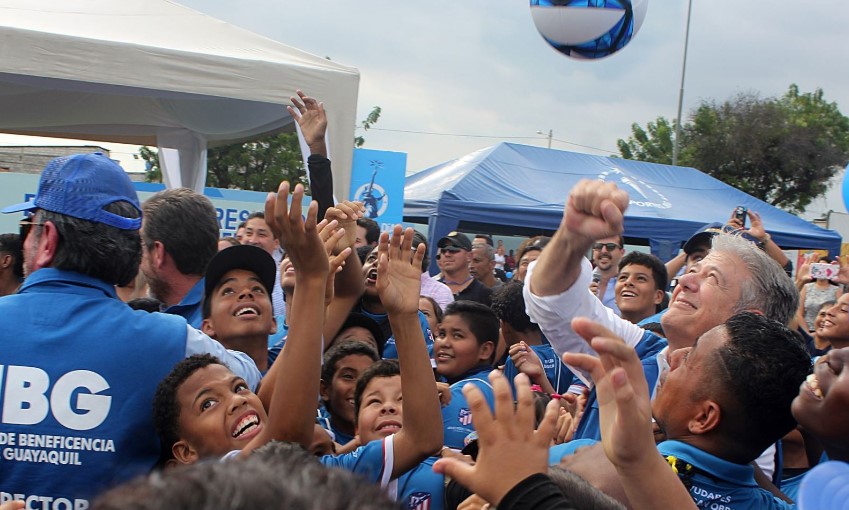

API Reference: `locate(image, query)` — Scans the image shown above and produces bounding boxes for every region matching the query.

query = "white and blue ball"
[530,0,648,60]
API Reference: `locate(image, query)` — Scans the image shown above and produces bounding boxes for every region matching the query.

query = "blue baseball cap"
[2,153,141,230]
[682,222,724,255]
[797,461,849,510]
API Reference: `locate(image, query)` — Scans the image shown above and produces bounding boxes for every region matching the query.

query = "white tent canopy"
[0,0,360,195]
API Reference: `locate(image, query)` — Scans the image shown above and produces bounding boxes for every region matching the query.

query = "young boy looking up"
[320,226,444,492]
[200,244,278,373]
[318,341,380,446]
[434,300,498,449]
[153,182,348,463]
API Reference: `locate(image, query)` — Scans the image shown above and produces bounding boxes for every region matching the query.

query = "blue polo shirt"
[441,366,495,449]
[162,277,205,328]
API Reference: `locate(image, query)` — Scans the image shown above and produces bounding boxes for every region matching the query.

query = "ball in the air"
[530,0,648,60]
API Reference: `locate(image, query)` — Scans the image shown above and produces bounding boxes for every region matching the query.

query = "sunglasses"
[592,242,620,251]
[19,218,44,241]
[440,246,463,254]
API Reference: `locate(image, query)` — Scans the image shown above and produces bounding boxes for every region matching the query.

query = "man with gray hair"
[0,153,260,506]
[524,179,797,478]
[140,188,220,327]
[470,242,503,290]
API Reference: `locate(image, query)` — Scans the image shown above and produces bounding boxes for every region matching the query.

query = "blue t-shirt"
[574,330,667,441]
[374,310,434,360]
[503,342,572,395]
[320,437,444,509]
[316,404,355,445]
[441,366,496,449]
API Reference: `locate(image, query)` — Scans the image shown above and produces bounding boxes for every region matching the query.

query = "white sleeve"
[184,325,263,391]
[381,435,397,495]
[523,257,646,386]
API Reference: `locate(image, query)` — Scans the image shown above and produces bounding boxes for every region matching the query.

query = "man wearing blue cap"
[0,153,261,507]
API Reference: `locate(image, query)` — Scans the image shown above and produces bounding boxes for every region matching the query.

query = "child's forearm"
[389,311,443,474]
[266,274,327,448]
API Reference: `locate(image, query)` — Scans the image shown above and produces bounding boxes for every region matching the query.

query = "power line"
[360,126,618,154]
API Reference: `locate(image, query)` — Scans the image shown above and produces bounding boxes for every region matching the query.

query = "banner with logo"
[349,148,407,232]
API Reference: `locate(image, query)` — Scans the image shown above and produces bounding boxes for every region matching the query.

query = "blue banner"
[350,148,407,232]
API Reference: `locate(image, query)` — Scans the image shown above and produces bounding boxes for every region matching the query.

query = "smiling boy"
[200,244,278,373]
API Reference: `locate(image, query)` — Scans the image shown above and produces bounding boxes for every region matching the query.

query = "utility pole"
[673,0,693,167]
[537,129,553,149]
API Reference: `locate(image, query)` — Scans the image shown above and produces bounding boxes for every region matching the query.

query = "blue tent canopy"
[404,142,842,265]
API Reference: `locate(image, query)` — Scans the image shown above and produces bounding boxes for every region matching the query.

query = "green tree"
[617,85,849,213]
[141,106,383,192]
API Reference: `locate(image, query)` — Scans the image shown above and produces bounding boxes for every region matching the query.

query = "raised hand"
[563,179,629,244]
[264,183,332,279]
[562,318,653,469]
[375,226,425,316]
[324,200,365,253]
[433,371,559,507]
[287,90,327,156]
[316,218,351,306]
[508,341,545,380]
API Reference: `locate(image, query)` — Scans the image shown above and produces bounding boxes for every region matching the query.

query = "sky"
[3,0,848,214]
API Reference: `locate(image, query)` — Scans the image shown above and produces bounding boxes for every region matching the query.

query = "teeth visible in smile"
[621,291,636,298]
[807,374,823,399]
[235,307,258,316]
[233,414,259,438]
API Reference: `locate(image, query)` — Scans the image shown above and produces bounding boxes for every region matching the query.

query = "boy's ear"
[172,440,199,465]
[478,341,495,364]
[200,318,216,338]
[319,379,330,402]
[653,289,665,305]
[269,315,277,335]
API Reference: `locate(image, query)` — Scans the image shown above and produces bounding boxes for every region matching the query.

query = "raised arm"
[376,226,444,477]
[249,182,348,454]
[322,201,366,343]
[564,319,697,510]
[288,90,327,158]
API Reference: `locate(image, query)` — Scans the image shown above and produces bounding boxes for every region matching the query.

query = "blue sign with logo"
[349,148,406,232]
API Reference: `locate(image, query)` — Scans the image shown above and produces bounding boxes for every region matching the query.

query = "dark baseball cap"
[437,231,472,251]
[204,244,277,304]
[682,222,724,255]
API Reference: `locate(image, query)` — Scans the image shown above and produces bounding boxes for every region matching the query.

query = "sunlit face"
[816,294,849,347]
[515,249,540,283]
[792,348,849,450]
[419,297,440,334]
[434,314,493,380]
[615,263,664,322]
[591,236,623,272]
[202,269,275,341]
[321,354,376,428]
[242,217,278,255]
[356,375,403,444]
[440,245,471,274]
[661,251,747,351]
[175,364,266,462]
[652,326,726,439]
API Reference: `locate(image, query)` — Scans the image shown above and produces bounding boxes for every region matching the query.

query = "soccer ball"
[530,0,648,60]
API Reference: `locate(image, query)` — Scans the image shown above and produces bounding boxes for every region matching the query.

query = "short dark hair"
[356,218,380,245]
[37,202,141,286]
[153,354,225,454]
[353,359,401,423]
[516,236,550,263]
[219,237,240,248]
[412,230,430,272]
[475,234,494,247]
[443,300,499,364]
[711,312,811,459]
[617,251,668,292]
[142,188,219,276]
[320,341,380,387]
[0,233,23,279]
[491,281,539,334]
[93,440,400,510]
[127,297,163,313]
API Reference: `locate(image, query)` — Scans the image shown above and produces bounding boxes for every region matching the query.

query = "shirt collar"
[658,440,758,487]
[20,268,119,298]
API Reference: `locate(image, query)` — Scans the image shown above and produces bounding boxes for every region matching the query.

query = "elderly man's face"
[661,251,748,351]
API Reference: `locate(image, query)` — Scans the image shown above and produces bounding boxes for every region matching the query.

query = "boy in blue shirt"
[434,300,498,449]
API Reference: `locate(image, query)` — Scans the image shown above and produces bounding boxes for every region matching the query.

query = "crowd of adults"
[2,91,848,510]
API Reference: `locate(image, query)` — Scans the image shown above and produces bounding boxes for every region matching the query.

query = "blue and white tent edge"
[403,142,842,268]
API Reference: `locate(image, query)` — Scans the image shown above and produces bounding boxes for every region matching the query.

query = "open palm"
[376,226,424,316]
